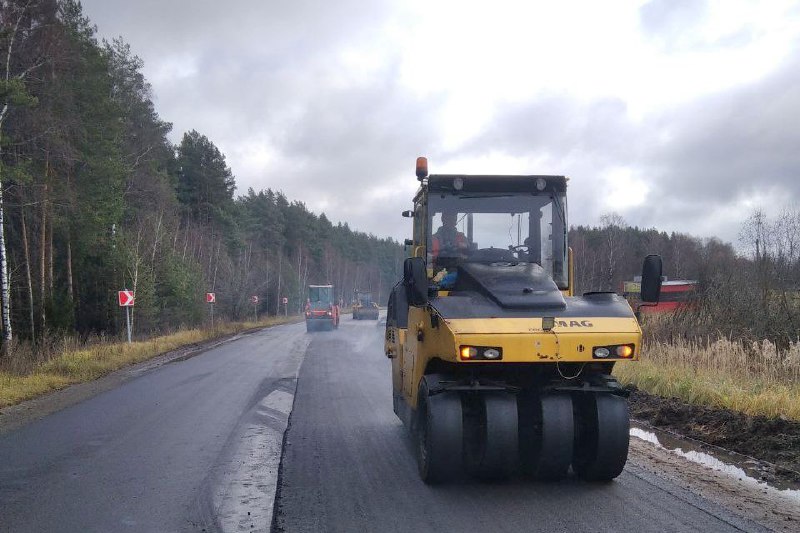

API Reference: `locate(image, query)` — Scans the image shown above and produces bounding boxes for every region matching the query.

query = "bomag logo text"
[556,320,593,327]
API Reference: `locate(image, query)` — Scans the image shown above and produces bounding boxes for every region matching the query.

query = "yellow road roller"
[385,157,662,483]
[353,290,380,320]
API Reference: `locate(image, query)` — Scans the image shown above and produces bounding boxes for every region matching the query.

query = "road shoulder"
[0,327,270,436]
[629,433,800,532]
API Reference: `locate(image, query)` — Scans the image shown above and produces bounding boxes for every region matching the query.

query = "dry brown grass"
[0,316,301,409]
[615,335,800,420]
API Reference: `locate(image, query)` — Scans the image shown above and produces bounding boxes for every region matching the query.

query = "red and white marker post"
[118,290,135,343]
[206,292,216,326]
[250,295,259,322]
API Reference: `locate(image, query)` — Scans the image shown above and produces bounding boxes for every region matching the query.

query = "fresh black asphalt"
[274,319,763,533]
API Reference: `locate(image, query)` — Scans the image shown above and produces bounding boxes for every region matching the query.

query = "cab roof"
[419,175,567,201]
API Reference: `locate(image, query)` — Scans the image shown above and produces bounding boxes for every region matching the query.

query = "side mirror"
[404,238,414,246]
[403,257,429,306]
[402,210,414,218]
[640,254,662,303]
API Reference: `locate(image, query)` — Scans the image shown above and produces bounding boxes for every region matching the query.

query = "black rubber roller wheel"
[573,394,630,481]
[417,377,463,484]
[464,393,518,479]
[519,393,574,480]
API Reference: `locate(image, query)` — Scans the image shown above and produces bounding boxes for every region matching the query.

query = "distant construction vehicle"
[622,278,697,313]
[385,157,662,483]
[352,290,379,320]
[305,284,340,332]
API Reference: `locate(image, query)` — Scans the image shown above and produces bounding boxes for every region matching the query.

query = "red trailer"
[622,279,697,313]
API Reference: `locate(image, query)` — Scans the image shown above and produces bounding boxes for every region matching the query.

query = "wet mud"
[627,386,800,485]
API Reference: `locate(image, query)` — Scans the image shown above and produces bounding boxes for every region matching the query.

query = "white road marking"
[262,390,294,416]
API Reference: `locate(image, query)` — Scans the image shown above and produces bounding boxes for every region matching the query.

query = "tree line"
[4,1,794,360]
[0,0,403,354]
[573,209,800,349]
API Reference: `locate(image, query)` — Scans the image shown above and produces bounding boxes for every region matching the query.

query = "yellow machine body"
[385,164,656,483]
[391,313,641,408]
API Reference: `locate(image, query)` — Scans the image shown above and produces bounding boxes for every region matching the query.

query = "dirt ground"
[627,386,800,485]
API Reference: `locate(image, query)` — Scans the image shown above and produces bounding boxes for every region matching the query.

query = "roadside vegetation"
[574,209,800,421]
[0,315,301,408]
[616,333,800,420]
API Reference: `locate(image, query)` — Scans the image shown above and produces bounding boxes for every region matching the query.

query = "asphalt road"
[274,318,766,533]
[0,317,773,532]
[0,324,310,533]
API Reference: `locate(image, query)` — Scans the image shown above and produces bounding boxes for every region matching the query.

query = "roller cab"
[305,284,340,332]
[386,158,662,483]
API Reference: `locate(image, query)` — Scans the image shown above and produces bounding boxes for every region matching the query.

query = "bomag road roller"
[305,284,340,332]
[353,290,380,320]
[385,157,662,483]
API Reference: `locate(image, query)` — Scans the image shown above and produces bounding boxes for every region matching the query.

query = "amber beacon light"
[416,156,428,180]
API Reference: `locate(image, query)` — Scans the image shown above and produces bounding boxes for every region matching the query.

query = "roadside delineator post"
[250,295,259,322]
[206,292,216,327]
[118,290,135,343]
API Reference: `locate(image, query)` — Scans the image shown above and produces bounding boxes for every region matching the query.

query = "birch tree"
[599,212,627,291]
[0,0,45,352]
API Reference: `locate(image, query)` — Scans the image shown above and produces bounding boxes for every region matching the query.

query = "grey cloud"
[452,48,800,243]
[459,96,644,227]
[80,0,800,245]
[650,53,800,194]
[84,0,391,58]
[635,52,800,239]
[464,96,638,164]
[84,0,396,139]
[261,66,444,236]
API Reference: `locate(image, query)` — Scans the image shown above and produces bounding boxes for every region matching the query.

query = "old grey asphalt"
[0,323,309,532]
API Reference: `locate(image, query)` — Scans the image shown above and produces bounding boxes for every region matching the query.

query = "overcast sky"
[81,0,800,245]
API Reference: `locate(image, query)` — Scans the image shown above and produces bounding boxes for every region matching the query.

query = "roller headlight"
[459,346,503,361]
[483,348,501,360]
[592,344,635,359]
[593,347,610,358]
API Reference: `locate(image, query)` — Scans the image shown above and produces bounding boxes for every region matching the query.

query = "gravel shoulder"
[628,436,800,532]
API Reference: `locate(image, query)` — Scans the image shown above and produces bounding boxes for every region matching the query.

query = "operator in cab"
[431,211,468,262]
[431,210,469,288]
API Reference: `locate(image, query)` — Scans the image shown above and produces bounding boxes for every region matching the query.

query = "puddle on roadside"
[630,421,800,502]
